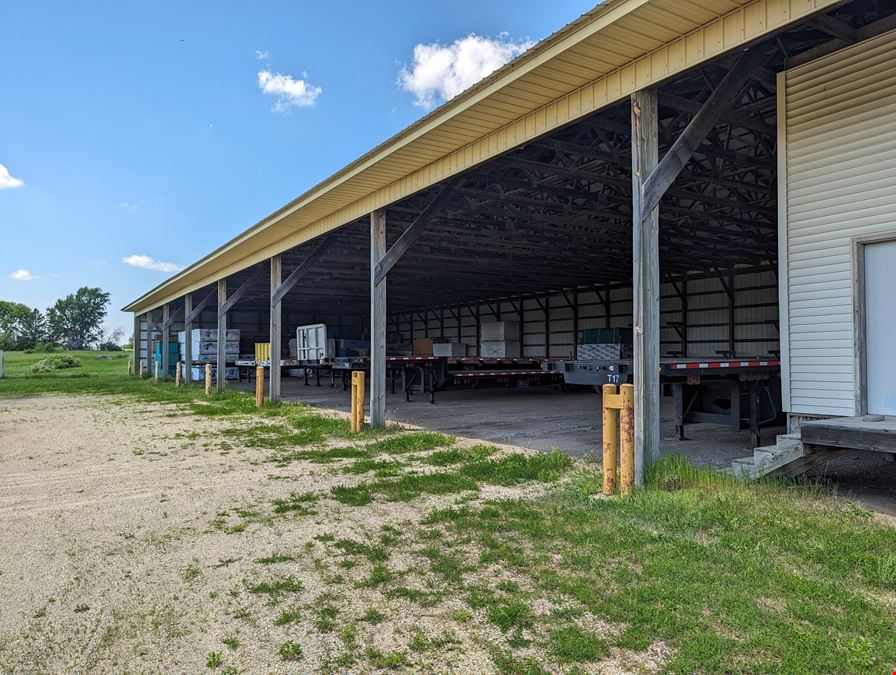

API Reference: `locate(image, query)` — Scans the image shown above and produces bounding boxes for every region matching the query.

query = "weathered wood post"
[161,302,171,381]
[0,350,5,380]
[256,366,265,407]
[216,279,227,392]
[370,209,387,428]
[631,88,660,488]
[183,293,193,385]
[175,362,182,387]
[154,361,160,383]
[127,357,133,376]
[270,254,282,402]
[139,360,145,378]
[205,363,213,395]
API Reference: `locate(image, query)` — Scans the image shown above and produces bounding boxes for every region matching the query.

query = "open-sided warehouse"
[125,0,896,484]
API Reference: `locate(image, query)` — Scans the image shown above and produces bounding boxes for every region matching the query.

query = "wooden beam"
[161,303,171,380]
[270,254,282,402]
[132,312,141,376]
[221,265,264,314]
[185,289,215,324]
[183,293,193,384]
[373,180,457,286]
[370,209,387,428]
[808,14,857,44]
[271,237,334,307]
[631,87,660,487]
[162,304,184,329]
[786,13,896,68]
[641,47,767,217]
[217,279,227,391]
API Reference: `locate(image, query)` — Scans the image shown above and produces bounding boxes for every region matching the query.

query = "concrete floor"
[237,376,896,514]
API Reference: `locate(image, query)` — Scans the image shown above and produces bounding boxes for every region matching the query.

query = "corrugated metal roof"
[125,0,840,313]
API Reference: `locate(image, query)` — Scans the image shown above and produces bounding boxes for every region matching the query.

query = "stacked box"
[480,341,521,358]
[480,321,520,358]
[433,342,467,357]
[178,329,240,364]
[576,343,632,360]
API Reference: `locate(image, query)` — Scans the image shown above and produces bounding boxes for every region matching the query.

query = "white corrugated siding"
[780,29,896,416]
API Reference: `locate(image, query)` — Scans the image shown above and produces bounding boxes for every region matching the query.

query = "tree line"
[0,287,121,351]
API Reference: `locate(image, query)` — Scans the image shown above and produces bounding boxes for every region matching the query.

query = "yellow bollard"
[154,361,160,383]
[256,366,265,407]
[205,363,213,395]
[620,383,635,495]
[601,383,618,495]
[175,362,182,387]
[351,371,365,432]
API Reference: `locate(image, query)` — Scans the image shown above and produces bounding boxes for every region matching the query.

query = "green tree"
[0,300,34,350]
[46,287,111,350]
[17,308,49,350]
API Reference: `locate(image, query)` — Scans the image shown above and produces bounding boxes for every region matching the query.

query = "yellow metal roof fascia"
[125,0,841,313]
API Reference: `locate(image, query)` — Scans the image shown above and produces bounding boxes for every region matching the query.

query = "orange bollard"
[601,383,618,495]
[351,371,365,432]
[256,366,265,407]
[620,383,635,495]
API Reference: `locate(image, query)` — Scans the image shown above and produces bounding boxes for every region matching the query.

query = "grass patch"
[273,607,302,625]
[428,457,896,672]
[548,625,609,663]
[254,553,296,565]
[246,576,302,603]
[333,538,389,562]
[278,640,303,661]
[366,431,454,456]
[459,449,572,485]
[271,491,318,515]
[422,444,497,466]
[365,647,406,669]
[359,607,386,624]
[330,484,374,506]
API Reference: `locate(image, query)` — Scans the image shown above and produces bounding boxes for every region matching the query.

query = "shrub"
[33,342,63,353]
[98,341,123,352]
[30,355,82,373]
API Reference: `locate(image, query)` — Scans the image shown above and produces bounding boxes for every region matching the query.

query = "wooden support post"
[128,357,133,376]
[632,87,660,487]
[620,383,635,494]
[370,209,387,428]
[256,366,265,407]
[175,362,182,387]
[216,279,227,391]
[161,302,170,380]
[205,363,213,395]
[144,311,153,376]
[154,361,160,383]
[601,384,619,495]
[351,370,365,432]
[184,293,193,384]
[132,312,140,376]
[0,351,5,380]
[270,254,282,402]
[139,359,145,378]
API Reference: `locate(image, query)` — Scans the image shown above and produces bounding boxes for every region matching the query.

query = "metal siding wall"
[783,29,896,417]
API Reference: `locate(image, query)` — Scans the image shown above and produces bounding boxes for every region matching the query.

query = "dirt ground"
[0,395,670,673]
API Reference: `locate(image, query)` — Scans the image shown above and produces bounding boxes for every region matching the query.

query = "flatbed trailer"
[545,358,783,446]
[329,355,557,403]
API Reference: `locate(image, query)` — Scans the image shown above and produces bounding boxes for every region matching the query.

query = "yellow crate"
[255,342,270,363]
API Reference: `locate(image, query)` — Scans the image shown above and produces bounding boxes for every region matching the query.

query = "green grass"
[548,625,609,663]
[246,576,303,603]
[270,492,318,515]
[366,431,454,455]
[422,444,497,466]
[459,449,573,485]
[427,457,896,672]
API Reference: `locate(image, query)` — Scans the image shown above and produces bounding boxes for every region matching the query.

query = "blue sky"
[0,1,596,335]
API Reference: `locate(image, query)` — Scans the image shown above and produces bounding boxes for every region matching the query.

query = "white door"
[865,240,896,415]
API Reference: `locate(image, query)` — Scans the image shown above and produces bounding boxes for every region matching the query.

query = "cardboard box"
[480,340,521,358]
[481,321,520,342]
[413,338,434,355]
[433,342,467,357]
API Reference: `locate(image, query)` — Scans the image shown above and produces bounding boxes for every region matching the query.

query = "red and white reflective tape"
[669,360,779,370]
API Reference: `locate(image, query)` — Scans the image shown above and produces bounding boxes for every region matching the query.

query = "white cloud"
[255,49,270,61]
[122,254,184,273]
[11,268,36,281]
[398,33,534,109]
[0,163,24,190]
[257,70,322,111]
